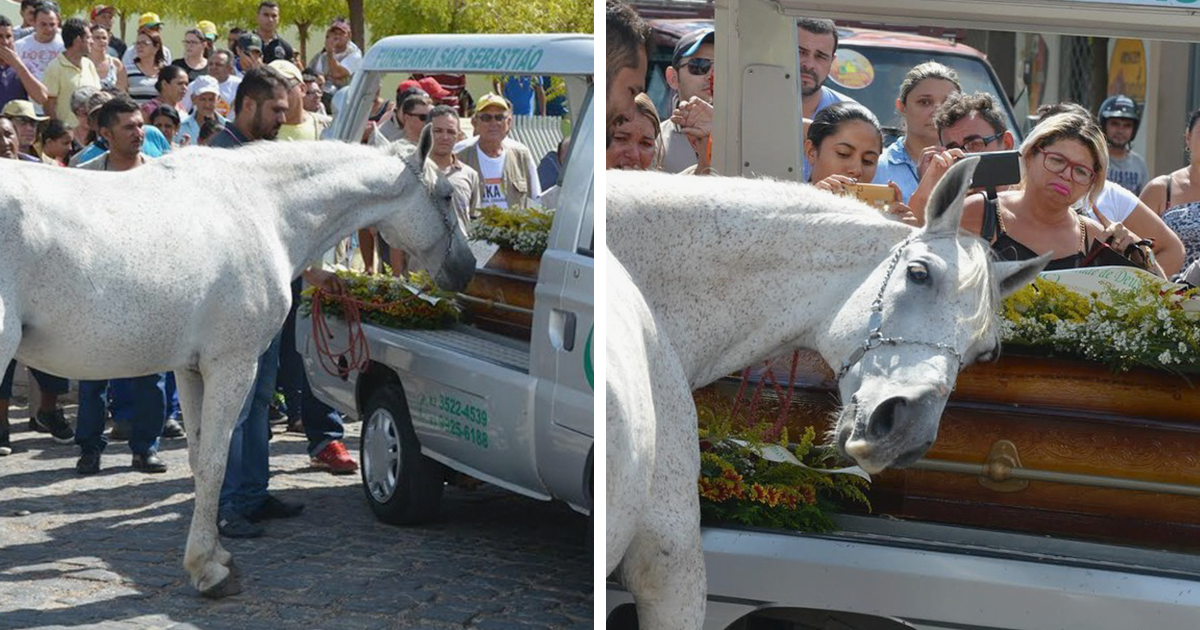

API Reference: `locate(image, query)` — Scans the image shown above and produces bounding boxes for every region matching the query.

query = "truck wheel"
[360,385,444,524]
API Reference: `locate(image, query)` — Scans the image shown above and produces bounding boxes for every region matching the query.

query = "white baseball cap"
[188,75,221,99]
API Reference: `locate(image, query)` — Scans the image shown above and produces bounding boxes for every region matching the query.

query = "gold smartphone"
[844,183,897,209]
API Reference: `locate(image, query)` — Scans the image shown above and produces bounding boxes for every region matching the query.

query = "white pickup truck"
[300,34,594,523]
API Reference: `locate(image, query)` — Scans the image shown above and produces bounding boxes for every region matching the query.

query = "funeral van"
[300,34,594,524]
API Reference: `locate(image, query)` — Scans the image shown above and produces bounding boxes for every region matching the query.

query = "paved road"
[0,390,592,630]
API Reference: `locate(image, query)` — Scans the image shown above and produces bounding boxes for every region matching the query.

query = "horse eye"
[907,262,930,284]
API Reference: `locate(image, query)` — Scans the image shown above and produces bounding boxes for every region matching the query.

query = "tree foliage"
[364,0,592,45]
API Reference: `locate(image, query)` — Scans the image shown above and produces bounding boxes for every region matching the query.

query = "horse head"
[375,133,475,292]
[828,157,1048,474]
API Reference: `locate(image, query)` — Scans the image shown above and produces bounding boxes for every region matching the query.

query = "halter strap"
[836,233,966,381]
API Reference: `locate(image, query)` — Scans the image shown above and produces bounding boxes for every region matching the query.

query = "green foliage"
[470,205,554,256]
[695,391,871,533]
[364,0,592,44]
[299,269,459,330]
[1001,277,1200,375]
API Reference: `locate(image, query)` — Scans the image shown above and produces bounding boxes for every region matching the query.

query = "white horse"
[606,158,1048,627]
[0,138,474,598]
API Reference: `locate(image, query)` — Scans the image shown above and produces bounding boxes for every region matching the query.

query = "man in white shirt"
[308,18,361,105]
[453,93,541,209]
[207,50,241,119]
[14,3,62,82]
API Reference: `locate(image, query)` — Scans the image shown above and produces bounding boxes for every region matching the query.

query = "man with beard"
[798,17,858,180]
[209,64,288,147]
[660,27,713,174]
[1099,94,1147,195]
[605,0,650,130]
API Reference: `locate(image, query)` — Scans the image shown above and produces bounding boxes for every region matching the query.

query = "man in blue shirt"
[798,17,858,181]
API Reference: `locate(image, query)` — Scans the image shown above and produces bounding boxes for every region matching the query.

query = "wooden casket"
[704,350,1200,550]
[460,248,538,341]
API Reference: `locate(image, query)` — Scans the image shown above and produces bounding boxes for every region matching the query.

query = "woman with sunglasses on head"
[806,102,916,224]
[960,112,1159,273]
[872,61,962,204]
[127,28,167,105]
[1140,108,1200,275]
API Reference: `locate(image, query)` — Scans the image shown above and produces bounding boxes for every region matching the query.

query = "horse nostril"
[867,396,904,440]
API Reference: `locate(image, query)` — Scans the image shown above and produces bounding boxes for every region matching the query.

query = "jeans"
[0,361,69,399]
[76,375,165,456]
[220,333,280,516]
[278,278,345,456]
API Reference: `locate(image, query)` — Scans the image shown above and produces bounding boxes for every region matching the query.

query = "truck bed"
[608,515,1200,629]
[366,323,531,374]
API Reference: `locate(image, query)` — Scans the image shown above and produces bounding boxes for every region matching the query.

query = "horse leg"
[174,368,233,570]
[182,358,258,598]
[621,372,706,630]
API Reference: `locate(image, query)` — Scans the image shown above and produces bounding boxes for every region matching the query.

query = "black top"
[107,35,127,59]
[170,58,209,83]
[209,124,251,149]
[981,195,1085,270]
[261,35,295,65]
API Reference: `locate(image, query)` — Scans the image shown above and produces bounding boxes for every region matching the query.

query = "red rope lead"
[310,288,372,378]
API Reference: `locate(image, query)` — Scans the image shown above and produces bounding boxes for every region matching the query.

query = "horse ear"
[923,155,979,236]
[418,124,433,164]
[993,252,1051,299]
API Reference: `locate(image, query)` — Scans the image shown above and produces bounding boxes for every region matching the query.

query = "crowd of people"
[1,1,569,539]
[605,0,1200,282]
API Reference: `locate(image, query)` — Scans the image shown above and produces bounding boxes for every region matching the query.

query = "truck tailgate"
[371,325,531,374]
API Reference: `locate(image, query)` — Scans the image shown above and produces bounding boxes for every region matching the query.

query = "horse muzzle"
[839,386,948,474]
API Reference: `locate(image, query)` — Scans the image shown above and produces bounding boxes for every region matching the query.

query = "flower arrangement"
[695,389,871,533]
[470,205,555,257]
[299,269,459,330]
[1000,275,1200,375]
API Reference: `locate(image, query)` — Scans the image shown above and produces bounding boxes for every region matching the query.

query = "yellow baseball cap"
[138,12,162,29]
[475,93,511,114]
[197,20,218,41]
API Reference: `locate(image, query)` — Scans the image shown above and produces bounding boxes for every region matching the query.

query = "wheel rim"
[364,407,402,503]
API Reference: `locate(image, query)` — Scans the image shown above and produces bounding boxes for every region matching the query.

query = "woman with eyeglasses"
[172,29,210,82]
[127,29,167,105]
[872,62,962,204]
[961,112,1157,272]
[1140,108,1200,275]
[88,24,128,93]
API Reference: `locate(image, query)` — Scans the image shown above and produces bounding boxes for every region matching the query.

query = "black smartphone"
[967,150,1021,190]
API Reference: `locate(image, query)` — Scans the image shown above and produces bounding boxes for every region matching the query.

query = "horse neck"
[611,178,912,388]
[264,145,419,278]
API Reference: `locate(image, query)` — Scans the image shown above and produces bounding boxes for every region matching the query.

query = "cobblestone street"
[0,389,593,630]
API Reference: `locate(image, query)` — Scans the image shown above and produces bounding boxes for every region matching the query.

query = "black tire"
[360,384,444,524]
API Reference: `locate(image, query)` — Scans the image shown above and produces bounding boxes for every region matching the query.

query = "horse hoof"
[199,569,242,599]
[225,558,240,579]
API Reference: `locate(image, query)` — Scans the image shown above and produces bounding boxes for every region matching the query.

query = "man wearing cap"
[270,59,326,141]
[14,3,62,82]
[1,99,45,161]
[0,15,49,111]
[254,1,293,65]
[42,17,99,126]
[236,33,264,73]
[177,75,226,145]
[208,50,241,118]
[308,18,360,105]
[89,5,124,58]
[659,27,715,174]
[455,93,541,210]
[121,13,172,70]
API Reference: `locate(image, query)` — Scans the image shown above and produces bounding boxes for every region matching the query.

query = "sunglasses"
[684,57,714,76]
[405,112,429,122]
[477,113,508,123]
